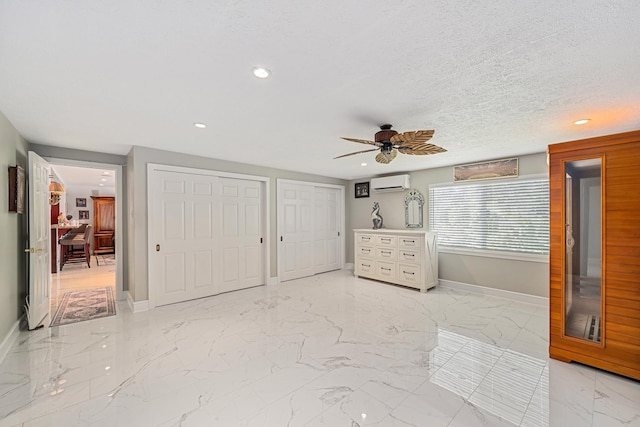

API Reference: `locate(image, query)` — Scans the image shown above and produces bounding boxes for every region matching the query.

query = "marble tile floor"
[1,270,638,426]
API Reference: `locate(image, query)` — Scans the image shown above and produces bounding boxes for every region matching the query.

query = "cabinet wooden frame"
[548,130,640,380]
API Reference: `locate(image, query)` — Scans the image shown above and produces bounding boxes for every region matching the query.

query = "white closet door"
[150,171,220,306]
[314,187,341,274]
[279,182,315,282]
[220,178,264,293]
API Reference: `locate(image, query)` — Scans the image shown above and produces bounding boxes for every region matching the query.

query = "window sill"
[439,246,549,263]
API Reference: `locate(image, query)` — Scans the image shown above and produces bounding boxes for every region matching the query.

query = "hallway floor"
[1,270,638,426]
[50,254,116,316]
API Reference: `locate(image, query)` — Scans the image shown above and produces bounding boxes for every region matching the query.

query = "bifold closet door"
[279,182,315,282]
[315,187,341,274]
[150,171,220,306]
[220,178,264,293]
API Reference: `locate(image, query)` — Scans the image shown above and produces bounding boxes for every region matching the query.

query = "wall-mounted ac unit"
[371,174,410,192]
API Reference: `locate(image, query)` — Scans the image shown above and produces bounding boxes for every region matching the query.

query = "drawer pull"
[403,271,415,275]
[381,238,391,242]
[381,267,391,271]
[381,250,391,254]
[362,264,370,267]
[403,253,414,257]
[402,239,415,244]
[363,249,370,253]
[362,237,370,241]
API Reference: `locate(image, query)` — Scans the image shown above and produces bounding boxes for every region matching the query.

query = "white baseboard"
[126,291,149,313]
[0,315,24,365]
[344,263,354,271]
[438,279,549,306]
[267,277,279,286]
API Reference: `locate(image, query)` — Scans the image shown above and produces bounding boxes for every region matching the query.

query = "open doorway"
[48,162,121,323]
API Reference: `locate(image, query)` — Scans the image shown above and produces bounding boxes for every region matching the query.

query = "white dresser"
[353,229,438,292]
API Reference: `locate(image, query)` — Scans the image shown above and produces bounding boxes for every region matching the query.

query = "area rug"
[50,287,116,327]
[96,254,116,266]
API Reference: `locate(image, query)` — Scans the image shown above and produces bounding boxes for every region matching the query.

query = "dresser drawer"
[376,235,397,247]
[356,259,375,275]
[398,263,421,288]
[398,236,421,249]
[376,247,397,260]
[376,261,396,280]
[357,234,375,245]
[356,245,374,257]
[398,249,420,263]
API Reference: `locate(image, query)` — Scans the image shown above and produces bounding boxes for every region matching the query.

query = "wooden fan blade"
[398,143,447,155]
[391,130,435,146]
[341,137,382,147]
[334,148,380,159]
[375,149,398,164]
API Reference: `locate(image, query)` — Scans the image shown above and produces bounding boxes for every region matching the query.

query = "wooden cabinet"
[91,196,115,254]
[354,229,438,293]
[548,130,640,380]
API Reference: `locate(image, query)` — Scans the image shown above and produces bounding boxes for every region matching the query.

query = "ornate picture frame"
[8,165,25,214]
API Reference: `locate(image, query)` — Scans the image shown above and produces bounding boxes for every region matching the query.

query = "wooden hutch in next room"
[91,196,115,254]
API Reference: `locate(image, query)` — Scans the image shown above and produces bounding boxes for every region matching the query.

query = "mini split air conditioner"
[370,174,411,192]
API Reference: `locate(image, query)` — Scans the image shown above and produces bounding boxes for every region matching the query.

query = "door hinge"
[260,237,263,243]
[338,231,340,236]
[280,236,283,242]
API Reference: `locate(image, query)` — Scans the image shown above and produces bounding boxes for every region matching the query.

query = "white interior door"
[27,151,51,330]
[150,170,220,306]
[279,181,314,282]
[220,178,264,293]
[314,187,341,274]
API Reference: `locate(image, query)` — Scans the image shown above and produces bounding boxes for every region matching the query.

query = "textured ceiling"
[1,1,639,179]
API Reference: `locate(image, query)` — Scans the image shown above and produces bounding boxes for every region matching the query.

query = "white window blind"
[429,177,549,255]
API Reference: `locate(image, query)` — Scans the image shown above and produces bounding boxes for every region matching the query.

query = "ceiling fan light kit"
[335,124,446,164]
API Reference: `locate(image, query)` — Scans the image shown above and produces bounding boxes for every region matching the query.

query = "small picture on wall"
[355,182,369,198]
[78,210,89,220]
[76,198,87,207]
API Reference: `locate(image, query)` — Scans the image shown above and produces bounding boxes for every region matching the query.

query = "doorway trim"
[44,157,124,301]
[276,178,346,282]
[147,163,270,309]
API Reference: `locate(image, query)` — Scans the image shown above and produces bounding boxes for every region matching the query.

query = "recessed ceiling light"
[99,183,104,186]
[252,67,271,79]
[194,123,207,129]
[101,178,107,182]
[102,171,111,176]
[574,119,590,125]
[361,163,367,166]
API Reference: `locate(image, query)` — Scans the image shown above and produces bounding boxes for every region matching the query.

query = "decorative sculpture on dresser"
[372,202,384,229]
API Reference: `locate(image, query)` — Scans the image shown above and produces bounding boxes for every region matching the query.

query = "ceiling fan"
[335,124,446,164]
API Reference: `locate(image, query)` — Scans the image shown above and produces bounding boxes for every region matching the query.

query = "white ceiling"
[51,164,116,190]
[1,2,639,180]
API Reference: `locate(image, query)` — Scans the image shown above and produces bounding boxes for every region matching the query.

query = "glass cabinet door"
[564,158,602,343]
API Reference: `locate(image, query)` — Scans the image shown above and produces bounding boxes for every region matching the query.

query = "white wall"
[346,152,550,297]
[0,110,29,342]
[64,185,116,225]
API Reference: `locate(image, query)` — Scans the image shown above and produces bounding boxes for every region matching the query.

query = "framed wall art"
[355,182,369,198]
[8,165,25,214]
[454,157,519,182]
[78,210,90,220]
[76,198,87,207]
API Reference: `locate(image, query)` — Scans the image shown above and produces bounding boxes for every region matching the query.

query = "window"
[429,177,549,255]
